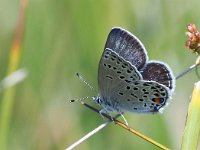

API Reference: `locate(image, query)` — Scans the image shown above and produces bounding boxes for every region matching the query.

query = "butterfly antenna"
[176,56,200,80]
[69,96,95,103]
[76,73,97,92]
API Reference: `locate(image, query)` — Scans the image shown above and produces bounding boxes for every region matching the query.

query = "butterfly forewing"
[105,28,148,70]
[98,48,142,105]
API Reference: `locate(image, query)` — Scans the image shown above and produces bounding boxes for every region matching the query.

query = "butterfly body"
[95,27,175,114]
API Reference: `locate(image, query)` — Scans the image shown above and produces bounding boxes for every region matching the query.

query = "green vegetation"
[0,0,199,149]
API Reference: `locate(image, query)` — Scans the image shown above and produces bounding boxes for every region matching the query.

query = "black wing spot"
[134,82,140,85]
[129,67,133,71]
[160,98,165,103]
[119,92,124,96]
[127,69,131,74]
[144,103,147,107]
[139,99,143,102]
[154,93,160,97]
[106,75,113,80]
[120,76,125,79]
[122,65,126,68]
[104,63,106,67]
[133,107,138,110]
[118,58,122,62]
[143,95,148,98]
[117,71,122,74]
[151,86,156,90]
[131,93,138,98]
[156,85,161,88]
[144,91,149,95]
[160,88,165,91]
[127,99,130,101]
[154,106,159,111]
[126,86,130,90]
[154,90,159,93]
[117,61,120,64]
[104,55,108,58]
[161,92,166,96]
[125,80,131,83]
[143,83,150,86]
[142,89,147,92]
[108,64,111,68]
[112,55,117,58]
[111,57,115,61]
[113,67,117,70]
[105,51,110,55]
[133,87,138,91]
[151,103,155,106]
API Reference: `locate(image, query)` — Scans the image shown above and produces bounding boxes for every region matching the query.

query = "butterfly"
[92,27,175,121]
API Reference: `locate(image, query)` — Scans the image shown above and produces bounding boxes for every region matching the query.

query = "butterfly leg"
[99,109,114,121]
[119,113,128,126]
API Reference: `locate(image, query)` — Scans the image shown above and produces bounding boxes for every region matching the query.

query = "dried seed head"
[185,23,200,54]
[187,23,197,33]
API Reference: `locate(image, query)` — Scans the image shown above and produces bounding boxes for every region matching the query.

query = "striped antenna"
[69,96,95,103]
[76,73,97,92]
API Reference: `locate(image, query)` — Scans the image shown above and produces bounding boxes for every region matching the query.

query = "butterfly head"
[93,96,103,105]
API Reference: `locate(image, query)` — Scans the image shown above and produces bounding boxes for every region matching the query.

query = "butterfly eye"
[96,97,102,104]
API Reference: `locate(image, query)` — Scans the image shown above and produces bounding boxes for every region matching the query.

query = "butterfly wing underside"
[111,80,169,113]
[98,48,169,113]
[98,48,141,110]
[140,62,175,92]
[105,27,175,92]
[105,27,148,70]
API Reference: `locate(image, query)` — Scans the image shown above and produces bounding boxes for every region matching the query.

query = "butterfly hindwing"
[111,80,169,113]
[140,61,175,91]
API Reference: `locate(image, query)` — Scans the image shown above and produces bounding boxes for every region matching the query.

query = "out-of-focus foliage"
[0,0,200,149]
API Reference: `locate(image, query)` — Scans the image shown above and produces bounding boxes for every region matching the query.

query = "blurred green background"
[0,0,200,149]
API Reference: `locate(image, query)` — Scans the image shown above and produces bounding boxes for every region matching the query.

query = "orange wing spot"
[153,98,161,104]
